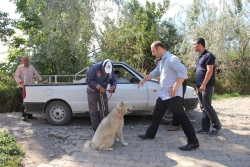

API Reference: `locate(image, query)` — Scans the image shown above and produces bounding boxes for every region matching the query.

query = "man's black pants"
[19,87,32,118]
[146,96,198,144]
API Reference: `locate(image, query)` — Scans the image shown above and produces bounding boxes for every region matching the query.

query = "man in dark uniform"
[86,59,117,131]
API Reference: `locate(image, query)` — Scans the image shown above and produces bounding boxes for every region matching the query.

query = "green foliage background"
[0,0,250,113]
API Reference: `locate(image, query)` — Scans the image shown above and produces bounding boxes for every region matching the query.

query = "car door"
[106,64,149,113]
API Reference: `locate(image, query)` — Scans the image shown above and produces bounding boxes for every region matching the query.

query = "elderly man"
[138,41,199,151]
[86,59,117,132]
[14,56,45,120]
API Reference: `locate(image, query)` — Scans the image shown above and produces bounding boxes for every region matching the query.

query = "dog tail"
[84,140,93,150]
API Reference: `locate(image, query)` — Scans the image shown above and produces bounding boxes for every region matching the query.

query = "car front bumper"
[184,98,199,112]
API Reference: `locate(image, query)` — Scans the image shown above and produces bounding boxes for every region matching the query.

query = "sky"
[0,0,193,62]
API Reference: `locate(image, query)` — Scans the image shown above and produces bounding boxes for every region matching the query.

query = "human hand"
[138,80,145,89]
[99,86,106,93]
[19,81,24,88]
[156,77,160,84]
[109,86,115,93]
[169,89,177,97]
[199,84,206,93]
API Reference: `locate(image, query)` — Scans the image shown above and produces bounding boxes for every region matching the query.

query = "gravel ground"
[0,96,249,167]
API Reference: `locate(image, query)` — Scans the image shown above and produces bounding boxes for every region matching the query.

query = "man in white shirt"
[138,41,199,151]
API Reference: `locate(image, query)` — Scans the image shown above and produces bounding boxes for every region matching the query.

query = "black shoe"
[179,143,199,151]
[196,128,209,134]
[21,116,27,121]
[209,128,220,136]
[138,134,154,139]
[27,115,37,119]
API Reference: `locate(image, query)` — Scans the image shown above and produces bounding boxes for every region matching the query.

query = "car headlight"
[192,90,197,96]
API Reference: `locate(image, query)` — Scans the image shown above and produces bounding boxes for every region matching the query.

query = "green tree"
[0,11,15,43]
[11,0,93,75]
[175,0,250,94]
[10,0,132,75]
[98,0,183,73]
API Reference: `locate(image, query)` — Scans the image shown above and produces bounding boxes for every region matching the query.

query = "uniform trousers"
[87,91,109,130]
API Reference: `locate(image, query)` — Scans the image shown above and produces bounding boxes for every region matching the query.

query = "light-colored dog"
[84,101,132,151]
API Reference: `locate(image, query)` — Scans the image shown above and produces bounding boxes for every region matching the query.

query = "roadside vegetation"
[213,92,242,100]
[0,130,24,167]
[0,0,249,113]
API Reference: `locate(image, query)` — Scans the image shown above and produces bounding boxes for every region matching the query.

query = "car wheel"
[45,100,72,126]
[160,109,173,125]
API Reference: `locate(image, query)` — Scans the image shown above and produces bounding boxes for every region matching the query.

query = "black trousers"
[172,79,187,126]
[146,96,198,144]
[19,87,32,118]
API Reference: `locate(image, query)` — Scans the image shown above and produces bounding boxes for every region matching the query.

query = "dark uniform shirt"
[196,50,216,87]
[86,62,117,93]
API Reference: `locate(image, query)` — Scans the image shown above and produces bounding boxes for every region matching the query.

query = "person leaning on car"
[86,59,117,132]
[14,55,46,121]
[137,41,199,151]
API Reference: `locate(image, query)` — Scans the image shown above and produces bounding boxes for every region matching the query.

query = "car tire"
[45,100,72,126]
[160,109,173,125]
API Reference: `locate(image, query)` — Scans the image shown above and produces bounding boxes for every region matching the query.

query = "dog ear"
[120,101,124,107]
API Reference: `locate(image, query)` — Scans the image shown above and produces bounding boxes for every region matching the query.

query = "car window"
[113,65,140,84]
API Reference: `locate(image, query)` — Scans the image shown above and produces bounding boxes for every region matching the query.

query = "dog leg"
[117,131,128,146]
[98,138,115,151]
[98,144,113,151]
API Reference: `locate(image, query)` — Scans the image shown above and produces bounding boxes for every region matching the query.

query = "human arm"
[169,56,188,96]
[138,63,160,88]
[199,65,213,92]
[86,65,106,93]
[109,71,117,93]
[138,74,153,89]
[14,66,24,88]
[31,65,46,83]
[170,77,185,97]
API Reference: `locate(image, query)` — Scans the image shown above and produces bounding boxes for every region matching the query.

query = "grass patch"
[0,130,24,167]
[213,92,241,100]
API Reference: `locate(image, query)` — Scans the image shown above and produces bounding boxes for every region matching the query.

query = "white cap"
[103,59,113,74]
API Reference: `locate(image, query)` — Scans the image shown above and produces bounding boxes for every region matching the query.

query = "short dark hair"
[114,70,121,75]
[151,41,166,50]
[194,38,205,47]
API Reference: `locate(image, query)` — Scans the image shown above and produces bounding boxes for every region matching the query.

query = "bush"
[214,77,225,95]
[0,87,22,113]
[0,130,24,167]
[187,67,250,95]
